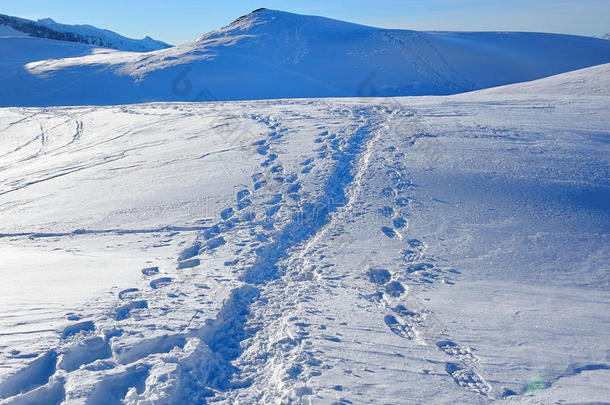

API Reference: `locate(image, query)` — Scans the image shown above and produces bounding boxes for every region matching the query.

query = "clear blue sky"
[3,0,609,44]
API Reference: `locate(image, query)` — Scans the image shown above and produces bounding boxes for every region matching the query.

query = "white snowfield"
[2,8,610,107]
[0,63,608,404]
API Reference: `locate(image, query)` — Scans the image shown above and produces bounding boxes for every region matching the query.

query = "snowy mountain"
[0,13,171,52]
[2,8,610,107]
[0,63,608,404]
[602,33,610,40]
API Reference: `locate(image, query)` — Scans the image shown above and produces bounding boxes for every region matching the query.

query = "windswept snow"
[472,62,610,96]
[0,63,608,403]
[2,9,610,106]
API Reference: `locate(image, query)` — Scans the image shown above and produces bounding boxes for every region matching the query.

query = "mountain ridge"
[1,8,610,106]
[0,13,171,52]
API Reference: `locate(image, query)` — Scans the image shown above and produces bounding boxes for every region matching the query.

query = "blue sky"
[3,0,609,44]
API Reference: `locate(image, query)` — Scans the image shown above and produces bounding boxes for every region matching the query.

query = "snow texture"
[0,63,608,403]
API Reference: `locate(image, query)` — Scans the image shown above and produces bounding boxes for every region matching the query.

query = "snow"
[0,13,170,52]
[1,9,610,106]
[0,25,27,38]
[0,62,608,403]
[35,17,172,52]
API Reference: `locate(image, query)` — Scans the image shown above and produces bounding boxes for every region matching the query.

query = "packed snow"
[0,62,608,404]
[2,9,610,106]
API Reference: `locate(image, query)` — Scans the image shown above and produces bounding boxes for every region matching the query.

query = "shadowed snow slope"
[2,8,610,106]
[0,62,608,404]
[0,13,171,52]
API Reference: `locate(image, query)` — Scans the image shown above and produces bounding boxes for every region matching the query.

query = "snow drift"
[2,8,610,107]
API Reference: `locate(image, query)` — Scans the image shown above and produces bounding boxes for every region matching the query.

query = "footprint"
[266,205,281,217]
[114,301,148,321]
[381,187,396,198]
[203,225,221,240]
[265,194,283,205]
[177,243,200,261]
[62,320,95,339]
[220,207,234,220]
[0,350,57,400]
[150,277,172,289]
[87,364,150,405]
[256,145,270,155]
[118,289,139,301]
[240,212,256,222]
[59,336,112,372]
[379,206,394,217]
[408,239,424,248]
[3,379,65,405]
[393,217,407,229]
[444,362,489,396]
[381,226,398,239]
[384,315,416,340]
[237,189,250,201]
[141,266,159,276]
[403,250,422,263]
[367,268,391,285]
[384,281,405,297]
[238,198,253,210]
[395,197,410,207]
[177,258,200,269]
[206,237,226,250]
[386,169,401,181]
[406,263,434,274]
[436,340,480,367]
[287,183,301,194]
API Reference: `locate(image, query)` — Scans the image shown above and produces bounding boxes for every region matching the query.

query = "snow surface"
[2,9,610,107]
[0,14,171,52]
[0,63,608,403]
[0,25,27,38]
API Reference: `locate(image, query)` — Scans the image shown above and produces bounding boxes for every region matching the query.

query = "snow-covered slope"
[471,62,610,96]
[0,63,608,404]
[2,8,610,107]
[0,13,171,52]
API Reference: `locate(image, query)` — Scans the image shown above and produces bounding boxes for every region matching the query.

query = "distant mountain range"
[1,8,610,107]
[0,13,171,52]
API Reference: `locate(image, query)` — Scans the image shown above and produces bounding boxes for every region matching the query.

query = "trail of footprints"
[0,112,492,402]
[0,114,336,404]
[364,145,492,398]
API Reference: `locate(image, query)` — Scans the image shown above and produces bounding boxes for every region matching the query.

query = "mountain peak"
[37,17,56,24]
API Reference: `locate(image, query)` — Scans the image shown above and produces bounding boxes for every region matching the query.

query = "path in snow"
[0,66,609,403]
